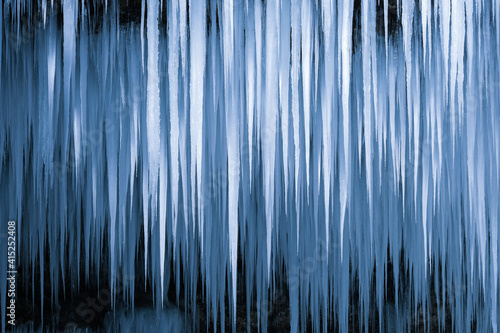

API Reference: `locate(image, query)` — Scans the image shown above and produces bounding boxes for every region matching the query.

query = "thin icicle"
[321,0,334,256]
[301,0,312,198]
[280,0,291,209]
[291,0,301,251]
[141,0,145,71]
[245,4,256,183]
[189,0,206,240]
[223,0,239,328]
[340,0,354,260]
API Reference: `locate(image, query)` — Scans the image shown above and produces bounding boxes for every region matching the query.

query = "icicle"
[147,0,161,297]
[141,0,145,71]
[340,0,354,260]
[42,0,47,25]
[223,0,239,327]
[264,0,278,280]
[450,0,465,137]
[280,0,291,209]
[146,0,161,201]
[254,0,263,148]
[246,3,256,183]
[465,0,474,89]
[169,0,180,258]
[422,146,429,274]
[321,0,334,256]
[422,0,430,66]
[291,0,301,251]
[159,125,168,308]
[384,0,389,64]
[63,0,76,124]
[189,0,207,243]
[362,0,374,223]
[178,0,187,77]
[301,0,312,198]
[441,0,451,96]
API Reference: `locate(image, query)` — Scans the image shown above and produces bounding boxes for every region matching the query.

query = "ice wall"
[0,0,499,332]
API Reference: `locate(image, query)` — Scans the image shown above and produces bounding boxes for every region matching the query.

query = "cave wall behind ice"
[0,0,499,332]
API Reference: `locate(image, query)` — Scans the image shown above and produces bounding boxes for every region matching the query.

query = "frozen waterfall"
[0,0,499,332]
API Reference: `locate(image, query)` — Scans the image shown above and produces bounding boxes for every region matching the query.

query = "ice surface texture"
[0,0,499,332]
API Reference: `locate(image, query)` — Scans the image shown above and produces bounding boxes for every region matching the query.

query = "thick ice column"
[264,0,279,279]
[321,0,335,256]
[189,0,206,237]
[63,0,77,165]
[45,19,57,184]
[223,0,239,327]
[339,0,354,260]
[146,0,161,297]
[146,0,161,199]
[169,0,180,258]
[42,0,47,24]
[280,1,291,208]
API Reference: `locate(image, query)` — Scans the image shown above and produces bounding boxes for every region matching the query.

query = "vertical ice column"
[450,0,465,135]
[146,0,162,301]
[46,18,56,185]
[42,0,47,24]
[245,3,256,183]
[264,0,279,280]
[189,0,206,244]
[140,0,145,71]
[223,0,239,327]
[441,0,451,97]
[421,0,431,66]
[280,1,291,208]
[291,0,301,250]
[321,0,335,256]
[63,0,76,161]
[362,0,374,227]
[254,0,263,150]
[339,0,354,260]
[301,0,312,197]
[178,0,189,240]
[169,0,180,259]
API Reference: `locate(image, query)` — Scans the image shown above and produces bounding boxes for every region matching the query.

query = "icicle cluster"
[0,0,499,332]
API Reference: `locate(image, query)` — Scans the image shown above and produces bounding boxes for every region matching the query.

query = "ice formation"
[0,0,499,332]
